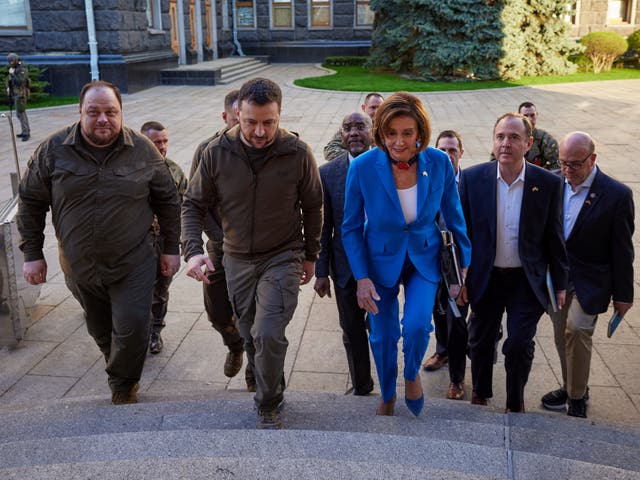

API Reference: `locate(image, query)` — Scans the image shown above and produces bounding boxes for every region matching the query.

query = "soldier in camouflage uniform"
[141,121,188,354]
[323,92,383,161]
[518,101,559,171]
[6,53,31,141]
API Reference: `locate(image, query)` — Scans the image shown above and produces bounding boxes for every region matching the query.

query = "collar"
[496,159,526,184]
[565,165,598,192]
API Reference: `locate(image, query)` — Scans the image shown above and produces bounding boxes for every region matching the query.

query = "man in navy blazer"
[541,132,634,418]
[315,111,375,395]
[459,113,568,413]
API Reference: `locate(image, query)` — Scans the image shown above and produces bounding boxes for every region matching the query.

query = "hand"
[300,260,315,285]
[613,301,632,318]
[556,290,566,311]
[24,259,47,285]
[313,277,331,298]
[356,277,380,314]
[185,254,215,284]
[455,285,468,306]
[160,254,180,277]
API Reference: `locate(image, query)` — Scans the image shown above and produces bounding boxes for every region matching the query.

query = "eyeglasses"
[559,152,593,170]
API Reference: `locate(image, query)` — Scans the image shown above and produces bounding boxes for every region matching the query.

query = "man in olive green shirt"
[17,81,181,405]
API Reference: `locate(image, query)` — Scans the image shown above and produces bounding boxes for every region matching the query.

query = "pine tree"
[368,0,577,81]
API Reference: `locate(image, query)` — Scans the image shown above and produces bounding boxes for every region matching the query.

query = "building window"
[0,0,30,29]
[146,0,163,30]
[309,0,331,28]
[271,0,293,28]
[563,1,579,25]
[236,0,256,28]
[355,0,374,26]
[607,0,631,23]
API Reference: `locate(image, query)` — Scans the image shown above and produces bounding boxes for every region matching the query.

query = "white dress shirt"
[397,184,418,224]
[494,162,526,268]
[564,166,598,240]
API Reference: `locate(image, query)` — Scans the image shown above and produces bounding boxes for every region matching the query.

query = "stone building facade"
[0,0,638,95]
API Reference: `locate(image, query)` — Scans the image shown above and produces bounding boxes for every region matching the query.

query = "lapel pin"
[422,171,428,177]
[585,199,591,205]
[590,193,596,198]
[532,186,539,192]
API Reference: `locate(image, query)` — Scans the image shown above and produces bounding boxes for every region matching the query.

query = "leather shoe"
[224,349,244,378]
[422,353,448,371]
[471,391,488,406]
[505,402,526,413]
[21,134,30,142]
[376,395,396,416]
[149,332,163,354]
[16,133,24,138]
[446,382,465,400]
[567,397,587,418]
[111,383,139,405]
[353,379,374,396]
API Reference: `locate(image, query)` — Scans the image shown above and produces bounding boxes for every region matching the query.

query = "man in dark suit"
[541,131,634,418]
[314,111,375,395]
[459,113,568,413]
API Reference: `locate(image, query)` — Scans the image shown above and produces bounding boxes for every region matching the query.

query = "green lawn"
[294,66,640,92]
[0,96,78,111]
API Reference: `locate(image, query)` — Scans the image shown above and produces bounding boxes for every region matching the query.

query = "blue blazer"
[342,147,471,289]
[459,161,568,310]
[565,168,634,315]
[316,153,354,289]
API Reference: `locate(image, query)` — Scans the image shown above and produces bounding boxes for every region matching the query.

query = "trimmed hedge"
[581,31,628,73]
[323,56,368,67]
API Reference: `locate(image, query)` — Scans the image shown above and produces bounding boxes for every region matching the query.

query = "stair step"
[219,63,271,84]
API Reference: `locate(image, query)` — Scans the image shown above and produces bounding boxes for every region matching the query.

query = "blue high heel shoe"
[405,394,424,416]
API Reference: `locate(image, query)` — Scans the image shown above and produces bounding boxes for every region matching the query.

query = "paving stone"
[0,374,77,405]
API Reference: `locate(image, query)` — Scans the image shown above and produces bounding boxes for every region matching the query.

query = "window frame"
[354,0,374,28]
[606,0,635,24]
[308,0,332,29]
[146,0,164,32]
[236,0,256,29]
[0,0,33,35]
[270,0,294,30]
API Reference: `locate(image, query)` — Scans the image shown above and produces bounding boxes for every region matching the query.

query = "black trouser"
[151,257,173,333]
[204,241,243,353]
[469,268,544,411]
[65,254,156,393]
[334,276,374,394]
[433,281,469,384]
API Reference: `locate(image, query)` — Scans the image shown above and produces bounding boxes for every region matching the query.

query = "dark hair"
[518,101,536,113]
[373,92,431,151]
[79,80,122,108]
[140,121,166,134]
[435,129,463,151]
[494,112,533,139]
[364,92,384,104]
[224,89,240,111]
[238,78,282,111]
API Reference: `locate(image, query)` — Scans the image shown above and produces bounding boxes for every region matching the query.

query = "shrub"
[323,56,368,67]
[627,29,640,52]
[580,31,628,73]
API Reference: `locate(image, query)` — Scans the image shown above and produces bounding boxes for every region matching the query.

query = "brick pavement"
[0,64,639,426]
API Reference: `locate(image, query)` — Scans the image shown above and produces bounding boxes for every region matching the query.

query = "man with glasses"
[314,111,375,396]
[541,131,634,418]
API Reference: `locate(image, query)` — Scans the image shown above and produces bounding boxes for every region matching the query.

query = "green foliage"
[323,56,368,67]
[0,64,49,105]
[368,0,577,81]
[581,31,628,73]
[627,29,640,51]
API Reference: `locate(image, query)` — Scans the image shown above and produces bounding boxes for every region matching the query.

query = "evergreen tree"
[368,0,577,81]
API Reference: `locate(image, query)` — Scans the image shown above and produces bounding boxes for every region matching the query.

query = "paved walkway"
[1,64,639,427]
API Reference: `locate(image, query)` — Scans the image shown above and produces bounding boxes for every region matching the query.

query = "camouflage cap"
[7,53,19,63]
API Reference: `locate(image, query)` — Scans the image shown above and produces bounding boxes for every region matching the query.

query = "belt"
[492,267,523,275]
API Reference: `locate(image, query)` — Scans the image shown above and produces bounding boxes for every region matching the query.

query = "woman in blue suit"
[342,92,471,416]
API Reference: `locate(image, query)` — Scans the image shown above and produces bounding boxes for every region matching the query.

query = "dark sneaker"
[224,349,244,378]
[567,397,587,418]
[111,383,139,405]
[21,134,30,142]
[149,332,163,354]
[257,407,283,429]
[245,362,256,392]
[541,388,568,411]
[16,133,24,138]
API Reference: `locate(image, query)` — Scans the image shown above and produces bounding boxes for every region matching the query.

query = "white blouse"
[397,184,418,224]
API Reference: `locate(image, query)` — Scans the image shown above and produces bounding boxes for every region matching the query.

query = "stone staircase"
[1,391,639,479]
[160,56,270,87]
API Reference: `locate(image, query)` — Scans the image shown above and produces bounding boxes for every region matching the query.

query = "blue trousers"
[369,261,438,403]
